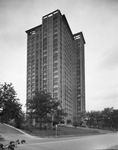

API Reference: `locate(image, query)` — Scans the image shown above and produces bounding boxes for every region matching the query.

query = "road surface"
[0,123,118,150]
[17,133,118,150]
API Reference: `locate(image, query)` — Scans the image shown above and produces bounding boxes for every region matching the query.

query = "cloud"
[87,88,118,111]
[98,91,118,109]
[99,46,118,70]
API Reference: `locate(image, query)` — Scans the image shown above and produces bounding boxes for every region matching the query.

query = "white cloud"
[99,46,118,70]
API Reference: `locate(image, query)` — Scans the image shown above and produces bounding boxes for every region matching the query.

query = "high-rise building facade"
[26,10,85,122]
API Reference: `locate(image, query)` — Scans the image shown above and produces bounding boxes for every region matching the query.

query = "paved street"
[1,123,118,150]
[16,133,118,150]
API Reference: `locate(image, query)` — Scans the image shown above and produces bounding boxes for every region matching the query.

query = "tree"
[73,120,79,127]
[101,107,113,129]
[86,111,95,127]
[14,110,25,128]
[86,111,102,128]
[85,108,118,130]
[53,107,67,125]
[111,109,118,130]
[0,83,23,127]
[26,91,61,128]
[67,119,72,124]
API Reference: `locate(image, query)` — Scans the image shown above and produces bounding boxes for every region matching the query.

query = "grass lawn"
[25,125,101,138]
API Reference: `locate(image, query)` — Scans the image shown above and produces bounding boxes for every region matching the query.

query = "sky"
[0,0,118,111]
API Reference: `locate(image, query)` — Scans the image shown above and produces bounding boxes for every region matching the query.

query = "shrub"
[73,120,79,127]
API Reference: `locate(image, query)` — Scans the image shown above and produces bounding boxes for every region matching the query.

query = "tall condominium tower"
[26,10,86,122]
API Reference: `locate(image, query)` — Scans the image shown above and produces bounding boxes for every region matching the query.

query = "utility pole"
[55,124,58,137]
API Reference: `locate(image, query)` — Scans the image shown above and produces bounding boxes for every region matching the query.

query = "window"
[43,63,47,66]
[53,34,58,39]
[53,38,58,44]
[53,53,58,58]
[43,51,47,56]
[53,57,58,62]
[43,65,47,70]
[43,45,47,50]
[43,70,47,75]
[53,67,58,72]
[53,87,58,92]
[53,48,58,54]
[53,77,58,82]
[53,62,58,68]
[30,30,36,35]
[54,84,58,89]
[53,92,58,97]
[53,30,58,35]
[53,72,58,77]
[53,42,58,48]
[43,74,47,79]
